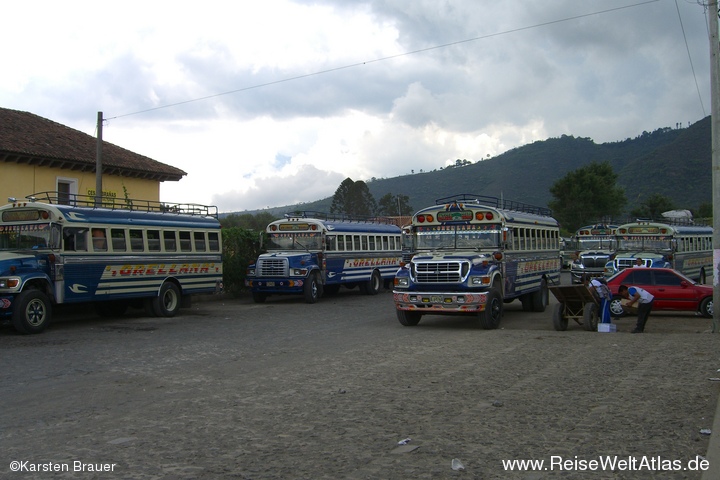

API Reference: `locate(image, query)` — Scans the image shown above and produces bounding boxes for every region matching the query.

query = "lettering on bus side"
[343,257,401,268]
[102,263,219,278]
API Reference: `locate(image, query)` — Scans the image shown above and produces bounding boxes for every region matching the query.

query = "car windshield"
[266,233,323,251]
[0,223,61,250]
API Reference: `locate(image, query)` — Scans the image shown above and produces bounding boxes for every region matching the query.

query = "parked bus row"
[1,192,712,335]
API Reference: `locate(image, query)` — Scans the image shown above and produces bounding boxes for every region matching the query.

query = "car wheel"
[700,297,713,318]
[609,296,626,318]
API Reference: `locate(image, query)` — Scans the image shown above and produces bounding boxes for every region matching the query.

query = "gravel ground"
[2,286,719,479]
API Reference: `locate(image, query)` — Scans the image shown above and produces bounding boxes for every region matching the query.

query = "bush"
[221,227,264,296]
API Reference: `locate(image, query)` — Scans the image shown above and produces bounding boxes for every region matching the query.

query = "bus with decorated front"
[605,219,713,283]
[393,194,561,329]
[245,212,402,303]
[569,223,618,283]
[0,192,223,334]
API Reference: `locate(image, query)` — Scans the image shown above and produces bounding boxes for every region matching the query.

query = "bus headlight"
[0,278,20,289]
[246,267,256,276]
[292,268,308,276]
[394,277,409,288]
[469,276,489,286]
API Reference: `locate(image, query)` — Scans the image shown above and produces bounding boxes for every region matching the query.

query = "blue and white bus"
[0,192,223,334]
[393,194,561,329]
[245,212,402,303]
[606,220,713,283]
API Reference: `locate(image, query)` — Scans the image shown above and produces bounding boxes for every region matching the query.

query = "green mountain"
[249,116,711,217]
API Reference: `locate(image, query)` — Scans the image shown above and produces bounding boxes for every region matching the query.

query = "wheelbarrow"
[549,284,600,331]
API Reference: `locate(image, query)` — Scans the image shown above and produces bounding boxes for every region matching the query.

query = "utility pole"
[711,1,720,332]
[95,112,103,207]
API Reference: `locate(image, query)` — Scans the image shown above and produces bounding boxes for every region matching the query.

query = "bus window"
[164,231,177,251]
[111,229,127,251]
[208,232,220,251]
[147,230,161,252]
[382,236,389,250]
[63,227,87,252]
[130,229,144,252]
[92,228,107,251]
[179,231,192,252]
[369,236,376,251]
[361,235,368,251]
[326,235,336,251]
[337,235,346,251]
[193,231,206,252]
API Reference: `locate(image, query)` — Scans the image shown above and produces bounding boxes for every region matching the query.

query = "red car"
[606,267,713,318]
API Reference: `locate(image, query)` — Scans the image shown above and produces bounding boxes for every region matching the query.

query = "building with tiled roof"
[0,107,185,203]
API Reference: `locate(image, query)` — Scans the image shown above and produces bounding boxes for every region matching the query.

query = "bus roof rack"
[434,194,553,217]
[284,211,395,224]
[26,191,219,218]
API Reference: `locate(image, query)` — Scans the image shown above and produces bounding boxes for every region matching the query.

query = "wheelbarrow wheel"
[552,303,567,331]
[583,302,598,331]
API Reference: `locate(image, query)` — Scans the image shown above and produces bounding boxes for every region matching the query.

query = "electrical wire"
[106,0,660,121]
[675,0,706,116]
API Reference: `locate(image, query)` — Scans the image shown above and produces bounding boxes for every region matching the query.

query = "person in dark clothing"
[618,284,655,333]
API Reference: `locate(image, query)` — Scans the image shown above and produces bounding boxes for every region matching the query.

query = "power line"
[107,0,660,121]
[675,0,706,116]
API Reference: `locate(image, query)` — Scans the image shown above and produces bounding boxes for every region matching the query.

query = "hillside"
[243,116,711,217]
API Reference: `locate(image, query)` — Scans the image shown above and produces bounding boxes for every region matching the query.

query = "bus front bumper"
[245,278,305,294]
[393,290,488,313]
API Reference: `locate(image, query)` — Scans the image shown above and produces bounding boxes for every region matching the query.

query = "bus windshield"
[0,223,60,250]
[577,237,616,250]
[617,236,673,252]
[267,233,323,251]
[416,226,499,250]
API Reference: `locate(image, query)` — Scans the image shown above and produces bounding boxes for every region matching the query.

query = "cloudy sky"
[1,0,711,213]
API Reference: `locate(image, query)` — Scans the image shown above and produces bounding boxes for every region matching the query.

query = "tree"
[220,211,277,230]
[377,193,413,216]
[330,178,377,216]
[548,161,626,232]
[630,193,675,220]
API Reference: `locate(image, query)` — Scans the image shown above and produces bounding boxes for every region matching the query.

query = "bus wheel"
[12,289,52,334]
[609,296,626,318]
[361,270,382,295]
[583,302,598,331]
[700,297,713,318]
[304,273,321,304]
[478,289,503,329]
[520,294,533,312]
[252,292,267,303]
[531,279,548,312]
[153,282,181,317]
[397,310,422,326]
[553,303,568,331]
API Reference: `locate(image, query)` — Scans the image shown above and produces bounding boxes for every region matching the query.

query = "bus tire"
[152,282,181,317]
[553,303,567,331]
[609,296,626,318]
[397,310,422,326]
[252,292,267,303]
[583,302,598,331]
[361,270,382,295]
[304,273,321,304]
[12,289,52,334]
[520,294,533,312]
[700,297,713,318]
[531,279,548,312]
[478,288,503,329]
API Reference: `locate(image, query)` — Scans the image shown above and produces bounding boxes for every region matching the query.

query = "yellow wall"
[0,163,160,203]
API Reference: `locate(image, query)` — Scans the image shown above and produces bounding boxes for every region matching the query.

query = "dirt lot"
[2,281,720,479]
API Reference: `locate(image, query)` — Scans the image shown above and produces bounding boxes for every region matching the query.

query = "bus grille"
[414,261,465,283]
[579,254,609,268]
[257,258,288,277]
